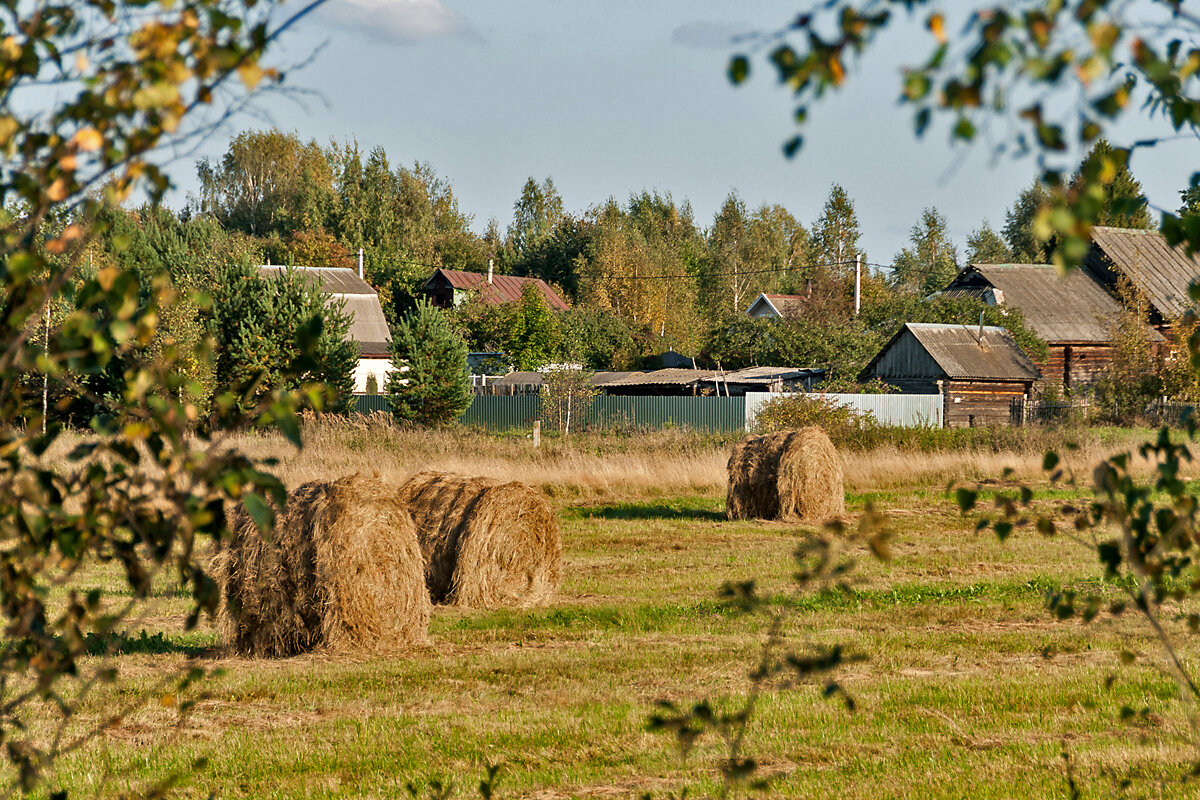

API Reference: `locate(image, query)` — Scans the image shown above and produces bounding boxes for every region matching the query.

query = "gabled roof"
[258,265,378,295]
[257,265,391,356]
[746,293,807,318]
[945,263,1128,343]
[1087,226,1200,319]
[426,268,569,311]
[861,322,1041,382]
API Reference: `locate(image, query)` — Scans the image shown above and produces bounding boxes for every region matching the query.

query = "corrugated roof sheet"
[904,322,1041,381]
[258,266,391,356]
[257,265,378,295]
[1088,226,1200,319]
[698,366,825,385]
[951,264,1124,343]
[596,368,711,387]
[430,269,570,311]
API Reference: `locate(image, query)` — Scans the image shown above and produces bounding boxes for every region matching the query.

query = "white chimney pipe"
[358,247,364,280]
[488,258,494,285]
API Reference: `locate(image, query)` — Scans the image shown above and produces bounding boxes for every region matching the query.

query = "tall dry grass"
[218,415,1166,499]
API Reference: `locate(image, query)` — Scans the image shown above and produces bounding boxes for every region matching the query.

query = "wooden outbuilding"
[941,263,1162,391]
[423,267,569,311]
[859,322,1041,428]
[1085,226,1200,334]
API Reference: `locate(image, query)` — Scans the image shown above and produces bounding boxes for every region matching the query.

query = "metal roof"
[698,366,826,385]
[594,368,712,387]
[862,322,1041,382]
[426,268,570,311]
[258,266,391,356]
[257,265,378,296]
[947,264,1127,343]
[1088,226,1200,319]
[746,293,807,317]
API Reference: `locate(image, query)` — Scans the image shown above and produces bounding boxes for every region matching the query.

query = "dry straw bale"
[213,474,430,657]
[398,470,561,609]
[726,427,844,522]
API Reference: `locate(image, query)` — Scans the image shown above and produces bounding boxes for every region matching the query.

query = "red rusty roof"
[427,268,569,311]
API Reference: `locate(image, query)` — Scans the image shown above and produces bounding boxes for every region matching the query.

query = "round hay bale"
[726,427,844,522]
[777,427,845,522]
[214,474,430,657]
[397,470,561,609]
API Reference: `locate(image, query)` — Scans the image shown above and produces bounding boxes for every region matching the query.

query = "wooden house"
[423,266,569,311]
[258,265,393,394]
[859,322,1041,427]
[745,293,808,319]
[941,263,1161,391]
[1085,226,1200,333]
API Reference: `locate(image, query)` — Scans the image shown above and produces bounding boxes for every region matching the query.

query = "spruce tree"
[387,298,472,426]
[1070,139,1153,229]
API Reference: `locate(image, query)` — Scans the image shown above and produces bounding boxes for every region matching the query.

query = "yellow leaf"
[1,37,20,61]
[59,153,77,172]
[75,51,89,75]
[0,115,20,145]
[829,56,845,86]
[928,13,946,45]
[46,177,68,202]
[71,126,103,152]
[97,266,118,291]
[238,61,264,90]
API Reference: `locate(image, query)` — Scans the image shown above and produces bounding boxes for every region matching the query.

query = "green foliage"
[1003,182,1055,264]
[509,284,559,371]
[210,264,357,414]
[752,393,879,443]
[505,177,564,266]
[540,367,599,435]
[1069,139,1153,230]
[890,207,958,295]
[388,299,473,426]
[1091,279,1163,424]
[556,308,641,370]
[965,220,1013,265]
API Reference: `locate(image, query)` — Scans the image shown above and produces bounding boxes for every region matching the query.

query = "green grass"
[24,473,1200,799]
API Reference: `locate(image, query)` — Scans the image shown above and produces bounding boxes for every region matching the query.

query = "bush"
[753,393,879,446]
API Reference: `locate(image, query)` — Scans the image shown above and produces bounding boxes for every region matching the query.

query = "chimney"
[358,247,364,280]
[487,258,494,285]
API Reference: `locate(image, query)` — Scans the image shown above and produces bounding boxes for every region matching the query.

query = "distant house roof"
[746,293,807,318]
[1087,226,1200,320]
[594,368,711,388]
[697,366,826,387]
[257,265,392,357]
[943,263,1141,344]
[425,268,569,311]
[860,322,1041,383]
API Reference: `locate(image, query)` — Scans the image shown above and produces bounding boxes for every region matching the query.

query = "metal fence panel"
[744,392,943,429]
[586,396,745,432]
[351,394,391,414]
[459,395,543,431]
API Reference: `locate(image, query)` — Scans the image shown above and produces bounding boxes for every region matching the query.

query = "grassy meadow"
[29,422,1200,798]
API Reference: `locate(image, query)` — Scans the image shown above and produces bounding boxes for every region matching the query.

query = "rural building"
[695,366,826,395]
[941,263,1161,390]
[1085,226,1200,331]
[423,266,569,311]
[745,293,807,319]
[859,322,1041,427]
[258,265,393,394]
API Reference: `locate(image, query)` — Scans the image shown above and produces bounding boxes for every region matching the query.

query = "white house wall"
[354,357,395,394]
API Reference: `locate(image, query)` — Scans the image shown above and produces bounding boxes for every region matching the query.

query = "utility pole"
[854,254,861,316]
[41,300,48,435]
[357,247,364,279]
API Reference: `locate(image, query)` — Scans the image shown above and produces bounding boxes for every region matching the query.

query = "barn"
[941,263,1161,391]
[859,322,1041,428]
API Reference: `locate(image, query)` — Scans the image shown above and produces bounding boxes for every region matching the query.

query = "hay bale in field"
[214,474,430,657]
[397,471,561,609]
[726,427,844,522]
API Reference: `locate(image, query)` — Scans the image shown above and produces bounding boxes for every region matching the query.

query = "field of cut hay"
[29,422,1200,799]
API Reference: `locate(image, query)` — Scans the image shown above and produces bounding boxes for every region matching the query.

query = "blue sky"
[169,0,1199,267]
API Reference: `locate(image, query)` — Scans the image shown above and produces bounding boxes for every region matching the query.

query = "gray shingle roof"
[1088,226,1200,319]
[906,323,1041,381]
[948,264,1126,343]
[257,265,379,295]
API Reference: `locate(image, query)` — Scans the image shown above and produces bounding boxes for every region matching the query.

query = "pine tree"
[966,220,1012,264]
[890,207,959,295]
[1070,139,1153,229]
[387,298,473,426]
[1003,181,1054,262]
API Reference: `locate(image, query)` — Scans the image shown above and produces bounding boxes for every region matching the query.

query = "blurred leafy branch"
[730,1,1200,268]
[0,0,333,793]
[647,507,890,797]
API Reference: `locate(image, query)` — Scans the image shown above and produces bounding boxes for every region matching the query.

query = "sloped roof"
[862,322,1041,382]
[947,264,1125,343]
[1088,226,1200,319]
[257,265,391,356]
[427,268,569,311]
[699,366,826,385]
[595,368,711,387]
[257,265,378,295]
[746,293,807,317]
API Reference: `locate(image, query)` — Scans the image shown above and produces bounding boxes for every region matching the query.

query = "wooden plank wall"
[943,380,1031,428]
[1033,344,1113,391]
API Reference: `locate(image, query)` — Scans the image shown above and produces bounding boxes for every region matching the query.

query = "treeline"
[31,129,1174,421]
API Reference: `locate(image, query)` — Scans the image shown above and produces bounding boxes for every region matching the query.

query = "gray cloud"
[670,20,754,51]
[320,0,482,45]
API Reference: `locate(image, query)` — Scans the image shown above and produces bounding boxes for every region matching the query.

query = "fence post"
[532,419,541,448]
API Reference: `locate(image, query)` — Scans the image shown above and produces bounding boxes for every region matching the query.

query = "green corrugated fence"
[352,394,747,432]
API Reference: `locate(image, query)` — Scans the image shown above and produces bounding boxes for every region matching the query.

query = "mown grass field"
[30,424,1200,798]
